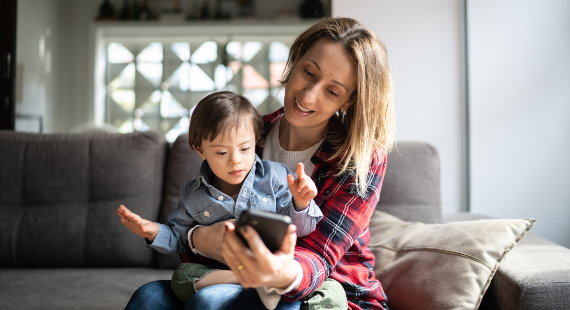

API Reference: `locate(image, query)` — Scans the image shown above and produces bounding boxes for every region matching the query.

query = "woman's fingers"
[222,222,258,286]
[222,222,251,265]
[223,222,283,287]
[222,223,299,289]
[239,225,272,260]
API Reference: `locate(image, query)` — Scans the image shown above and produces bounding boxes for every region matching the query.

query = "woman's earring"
[341,110,346,123]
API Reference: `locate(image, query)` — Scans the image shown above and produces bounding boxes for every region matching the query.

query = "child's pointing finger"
[297,163,304,180]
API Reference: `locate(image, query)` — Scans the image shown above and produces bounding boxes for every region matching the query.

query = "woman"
[126,17,395,310]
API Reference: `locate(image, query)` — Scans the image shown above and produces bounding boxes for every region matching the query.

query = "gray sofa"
[0,130,569,309]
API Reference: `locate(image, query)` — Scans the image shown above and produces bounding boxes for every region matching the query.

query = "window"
[96,23,307,142]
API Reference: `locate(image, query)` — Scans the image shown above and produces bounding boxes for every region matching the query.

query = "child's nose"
[230,153,242,165]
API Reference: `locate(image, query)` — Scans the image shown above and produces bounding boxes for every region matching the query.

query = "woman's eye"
[328,89,338,97]
[304,68,315,77]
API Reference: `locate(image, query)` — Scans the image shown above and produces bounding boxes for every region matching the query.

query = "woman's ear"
[340,91,356,112]
[341,94,356,113]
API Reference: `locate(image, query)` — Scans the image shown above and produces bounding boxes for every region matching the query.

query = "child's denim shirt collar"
[183,154,266,219]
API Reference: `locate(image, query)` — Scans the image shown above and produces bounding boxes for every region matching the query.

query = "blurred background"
[2,0,569,247]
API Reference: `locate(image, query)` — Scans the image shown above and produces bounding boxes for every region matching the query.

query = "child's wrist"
[293,199,309,211]
[146,223,160,242]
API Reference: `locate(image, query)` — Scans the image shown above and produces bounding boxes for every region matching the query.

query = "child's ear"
[194,147,207,160]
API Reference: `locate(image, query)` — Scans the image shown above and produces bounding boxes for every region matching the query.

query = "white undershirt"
[261,116,323,294]
[262,117,323,178]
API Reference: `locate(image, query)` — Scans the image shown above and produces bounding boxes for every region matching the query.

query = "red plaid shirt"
[259,109,388,310]
[182,108,388,310]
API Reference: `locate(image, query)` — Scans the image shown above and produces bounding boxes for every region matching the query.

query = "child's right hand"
[287,163,318,211]
[116,204,160,242]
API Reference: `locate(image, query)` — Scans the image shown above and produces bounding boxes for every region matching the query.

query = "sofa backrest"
[0,131,167,267]
[378,142,441,223]
[156,133,203,268]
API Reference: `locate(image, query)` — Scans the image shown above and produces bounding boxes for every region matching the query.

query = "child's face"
[197,124,256,189]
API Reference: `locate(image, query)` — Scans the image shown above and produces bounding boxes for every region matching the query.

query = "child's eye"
[241,147,250,152]
[216,152,227,155]
[304,68,315,77]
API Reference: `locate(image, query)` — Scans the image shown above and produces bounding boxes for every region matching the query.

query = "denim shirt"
[147,154,323,255]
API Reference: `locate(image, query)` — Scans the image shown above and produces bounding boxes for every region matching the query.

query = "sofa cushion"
[0,267,173,310]
[0,131,167,267]
[379,142,441,223]
[368,210,535,310]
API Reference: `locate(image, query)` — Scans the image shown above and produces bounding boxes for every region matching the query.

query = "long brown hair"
[281,17,396,194]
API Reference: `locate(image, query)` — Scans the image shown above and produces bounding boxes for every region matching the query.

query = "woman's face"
[283,38,357,131]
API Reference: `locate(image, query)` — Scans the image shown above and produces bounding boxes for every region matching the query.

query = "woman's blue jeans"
[125,280,302,310]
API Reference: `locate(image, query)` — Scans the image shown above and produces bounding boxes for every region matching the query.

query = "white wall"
[333,0,467,214]
[16,0,71,133]
[334,0,570,247]
[469,0,570,247]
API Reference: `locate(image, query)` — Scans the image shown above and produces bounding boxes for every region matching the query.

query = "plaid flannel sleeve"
[282,151,386,301]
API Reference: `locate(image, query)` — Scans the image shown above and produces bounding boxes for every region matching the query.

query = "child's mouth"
[229,170,245,176]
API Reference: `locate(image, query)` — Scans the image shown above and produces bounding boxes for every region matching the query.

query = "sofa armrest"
[481,233,570,310]
[443,213,570,310]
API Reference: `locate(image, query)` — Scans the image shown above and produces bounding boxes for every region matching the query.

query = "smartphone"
[235,209,292,253]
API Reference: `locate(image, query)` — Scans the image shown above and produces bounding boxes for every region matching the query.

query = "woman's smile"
[293,98,315,115]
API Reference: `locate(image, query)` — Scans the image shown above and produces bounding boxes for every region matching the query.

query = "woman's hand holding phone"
[287,162,318,211]
[222,221,299,289]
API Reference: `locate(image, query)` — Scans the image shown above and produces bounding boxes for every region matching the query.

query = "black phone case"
[235,209,292,253]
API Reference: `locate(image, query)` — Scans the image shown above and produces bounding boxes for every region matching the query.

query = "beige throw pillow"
[368,211,535,310]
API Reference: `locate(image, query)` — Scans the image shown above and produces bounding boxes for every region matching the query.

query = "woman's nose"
[301,84,318,104]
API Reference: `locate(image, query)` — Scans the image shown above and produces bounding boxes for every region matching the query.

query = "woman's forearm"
[192,223,227,264]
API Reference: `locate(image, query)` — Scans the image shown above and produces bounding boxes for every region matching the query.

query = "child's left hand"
[287,163,317,211]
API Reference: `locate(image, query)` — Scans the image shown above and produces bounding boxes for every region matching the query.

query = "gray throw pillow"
[368,211,535,310]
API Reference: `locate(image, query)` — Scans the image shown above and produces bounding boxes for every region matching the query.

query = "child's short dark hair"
[188,91,264,152]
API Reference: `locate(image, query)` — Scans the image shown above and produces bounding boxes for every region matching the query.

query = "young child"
[116,91,323,309]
